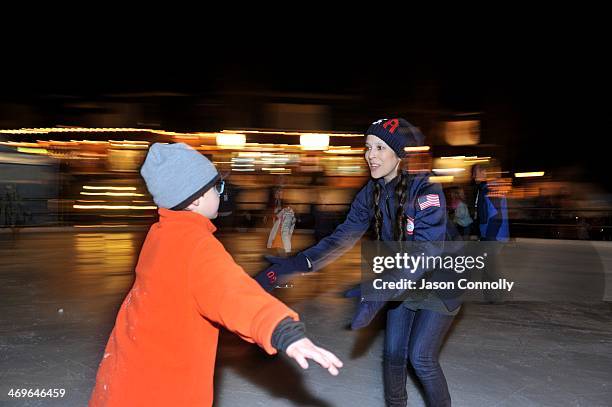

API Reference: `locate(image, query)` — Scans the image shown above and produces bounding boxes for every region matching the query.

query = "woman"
[256,118,459,406]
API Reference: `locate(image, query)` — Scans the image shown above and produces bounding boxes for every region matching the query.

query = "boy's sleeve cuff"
[271,317,306,353]
[252,301,299,355]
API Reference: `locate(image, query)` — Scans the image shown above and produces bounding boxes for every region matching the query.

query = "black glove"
[254,253,311,291]
[343,285,362,298]
[350,299,386,330]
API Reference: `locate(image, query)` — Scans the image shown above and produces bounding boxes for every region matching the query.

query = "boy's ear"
[186,196,202,211]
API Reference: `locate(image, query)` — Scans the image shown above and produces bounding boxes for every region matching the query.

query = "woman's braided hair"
[372,162,409,241]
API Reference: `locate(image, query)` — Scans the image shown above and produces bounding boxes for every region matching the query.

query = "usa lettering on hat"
[383,119,400,133]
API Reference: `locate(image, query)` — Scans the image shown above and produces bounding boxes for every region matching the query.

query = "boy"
[90,143,342,406]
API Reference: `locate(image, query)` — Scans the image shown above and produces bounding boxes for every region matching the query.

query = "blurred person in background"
[1,184,27,227]
[448,186,473,240]
[472,162,509,303]
[266,186,297,255]
[472,162,509,242]
[256,118,458,407]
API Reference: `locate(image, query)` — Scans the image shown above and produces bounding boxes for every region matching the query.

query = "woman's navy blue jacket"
[301,172,462,311]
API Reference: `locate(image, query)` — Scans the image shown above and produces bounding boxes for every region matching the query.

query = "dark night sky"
[1,42,610,188]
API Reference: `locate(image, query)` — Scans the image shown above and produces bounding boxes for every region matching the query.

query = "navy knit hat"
[141,143,220,210]
[365,118,425,158]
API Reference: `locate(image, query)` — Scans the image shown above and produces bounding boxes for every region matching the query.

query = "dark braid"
[373,181,383,240]
[372,169,409,241]
[394,171,409,241]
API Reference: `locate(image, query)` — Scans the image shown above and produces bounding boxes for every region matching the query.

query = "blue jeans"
[383,304,455,407]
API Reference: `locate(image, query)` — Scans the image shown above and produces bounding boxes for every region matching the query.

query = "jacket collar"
[375,170,404,193]
[158,208,217,233]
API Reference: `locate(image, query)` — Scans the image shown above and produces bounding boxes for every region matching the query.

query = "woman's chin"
[369,169,382,179]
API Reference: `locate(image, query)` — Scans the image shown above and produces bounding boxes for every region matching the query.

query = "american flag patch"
[418,194,440,210]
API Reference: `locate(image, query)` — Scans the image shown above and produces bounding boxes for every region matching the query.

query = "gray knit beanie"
[141,143,219,210]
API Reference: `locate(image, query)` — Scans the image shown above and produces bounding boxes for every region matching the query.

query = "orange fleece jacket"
[90,209,298,406]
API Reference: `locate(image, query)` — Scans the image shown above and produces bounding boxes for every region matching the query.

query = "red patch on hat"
[383,119,400,134]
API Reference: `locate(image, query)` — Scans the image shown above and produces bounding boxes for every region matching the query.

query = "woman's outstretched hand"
[254,253,311,291]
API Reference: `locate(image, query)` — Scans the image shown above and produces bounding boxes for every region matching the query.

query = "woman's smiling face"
[365,134,401,182]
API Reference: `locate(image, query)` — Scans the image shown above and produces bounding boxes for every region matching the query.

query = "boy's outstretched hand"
[285,338,343,376]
